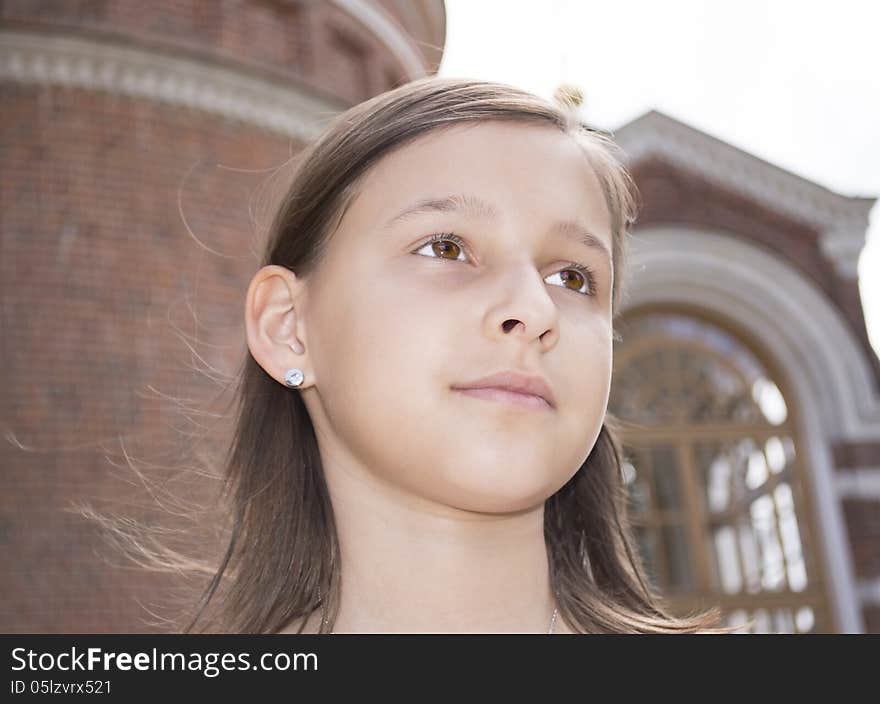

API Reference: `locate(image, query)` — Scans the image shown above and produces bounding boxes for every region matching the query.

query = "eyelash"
[415,231,598,298]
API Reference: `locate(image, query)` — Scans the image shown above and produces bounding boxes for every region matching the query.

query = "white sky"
[437,0,880,360]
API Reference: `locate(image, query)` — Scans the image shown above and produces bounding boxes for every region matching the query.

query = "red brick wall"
[0,81,303,632]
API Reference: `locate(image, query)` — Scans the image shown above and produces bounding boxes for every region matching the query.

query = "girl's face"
[297,122,614,513]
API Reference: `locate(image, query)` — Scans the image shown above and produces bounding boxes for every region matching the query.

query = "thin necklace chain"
[318,601,559,634]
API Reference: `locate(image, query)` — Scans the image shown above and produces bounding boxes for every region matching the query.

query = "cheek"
[310,279,486,503]
[307,260,450,438]
[571,322,613,422]
[309,251,435,372]
[572,324,613,454]
[331,258,456,395]
[574,329,613,405]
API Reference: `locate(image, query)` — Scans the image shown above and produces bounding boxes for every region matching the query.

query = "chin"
[458,492,550,515]
[438,467,557,514]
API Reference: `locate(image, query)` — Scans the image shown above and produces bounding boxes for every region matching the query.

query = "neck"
[320,457,559,634]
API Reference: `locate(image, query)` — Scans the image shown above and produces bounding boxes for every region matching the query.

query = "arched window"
[609,309,835,632]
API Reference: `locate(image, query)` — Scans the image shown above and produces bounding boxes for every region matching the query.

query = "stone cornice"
[614,110,876,279]
[0,28,349,141]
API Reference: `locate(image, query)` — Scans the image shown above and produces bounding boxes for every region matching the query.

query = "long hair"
[89,76,734,633]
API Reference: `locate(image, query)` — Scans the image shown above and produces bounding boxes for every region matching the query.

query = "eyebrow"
[383,193,612,265]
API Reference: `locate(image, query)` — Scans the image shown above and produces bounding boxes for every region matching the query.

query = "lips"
[451,369,556,409]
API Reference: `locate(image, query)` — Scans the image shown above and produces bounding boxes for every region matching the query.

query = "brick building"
[2,1,877,633]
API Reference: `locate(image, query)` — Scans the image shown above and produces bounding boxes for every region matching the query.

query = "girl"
[183,76,728,634]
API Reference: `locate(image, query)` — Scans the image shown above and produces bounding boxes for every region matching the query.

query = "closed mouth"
[452,386,554,411]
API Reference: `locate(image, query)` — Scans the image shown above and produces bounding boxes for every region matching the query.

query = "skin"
[245,121,614,633]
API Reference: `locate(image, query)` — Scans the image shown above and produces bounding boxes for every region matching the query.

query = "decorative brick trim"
[0,29,346,140]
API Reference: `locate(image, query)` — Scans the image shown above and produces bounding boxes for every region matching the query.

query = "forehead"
[347,122,613,245]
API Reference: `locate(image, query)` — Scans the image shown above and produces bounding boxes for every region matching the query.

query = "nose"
[485,260,560,349]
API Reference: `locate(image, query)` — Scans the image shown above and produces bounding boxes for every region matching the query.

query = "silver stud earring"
[284,368,304,387]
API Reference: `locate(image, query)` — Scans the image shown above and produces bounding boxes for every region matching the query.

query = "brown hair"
[89,76,736,634]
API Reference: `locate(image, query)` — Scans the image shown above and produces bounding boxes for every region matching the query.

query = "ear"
[244,264,311,388]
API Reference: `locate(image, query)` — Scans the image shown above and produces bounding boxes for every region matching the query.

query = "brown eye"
[431,239,461,260]
[559,269,585,292]
[414,233,468,263]
[547,264,596,297]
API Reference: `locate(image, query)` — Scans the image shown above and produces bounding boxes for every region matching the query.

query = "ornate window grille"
[608,309,834,633]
